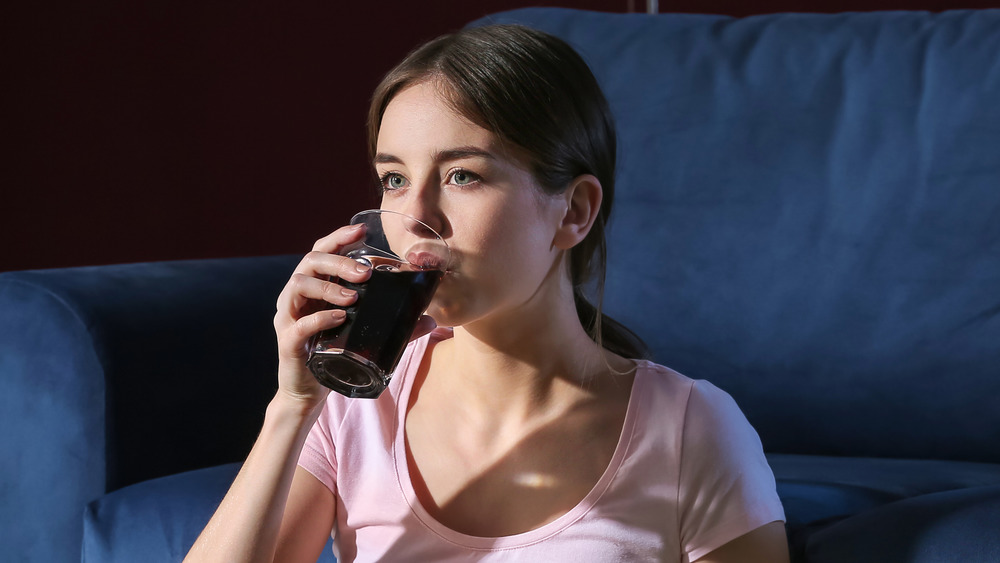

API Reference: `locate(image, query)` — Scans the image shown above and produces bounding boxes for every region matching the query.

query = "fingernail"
[331,309,346,320]
[340,287,357,299]
[355,261,370,273]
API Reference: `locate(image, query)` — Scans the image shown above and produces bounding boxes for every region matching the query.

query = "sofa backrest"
[475,8,1000,463]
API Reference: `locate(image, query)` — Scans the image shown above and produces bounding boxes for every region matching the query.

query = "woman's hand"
[273,223,372,410]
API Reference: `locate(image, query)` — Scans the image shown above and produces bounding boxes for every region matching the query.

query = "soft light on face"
[374,81,568,329]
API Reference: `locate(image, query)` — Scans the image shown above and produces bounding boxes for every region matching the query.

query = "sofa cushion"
[777,480,901,530]
[803,485,1000,563]
[83,463,336,562]
[769,454,1000,524]
[768,454,1000,560]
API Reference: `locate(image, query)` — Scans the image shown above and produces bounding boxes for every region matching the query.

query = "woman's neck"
[428,283,625,429]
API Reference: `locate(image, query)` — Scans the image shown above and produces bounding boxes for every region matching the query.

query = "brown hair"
[367,24,648,360]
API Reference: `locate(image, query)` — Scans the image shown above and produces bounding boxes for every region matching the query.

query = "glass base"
[306,349,388,399]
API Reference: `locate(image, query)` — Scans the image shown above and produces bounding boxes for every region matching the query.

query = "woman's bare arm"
[184,397,332,563]
[273,467,337,561]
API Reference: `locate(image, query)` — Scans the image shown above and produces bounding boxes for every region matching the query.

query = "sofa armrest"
[0,255,299,561]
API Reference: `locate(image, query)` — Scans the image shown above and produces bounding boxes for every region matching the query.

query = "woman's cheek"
[428,200,552,324]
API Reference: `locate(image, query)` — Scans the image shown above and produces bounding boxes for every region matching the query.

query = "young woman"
[186,24,787,563]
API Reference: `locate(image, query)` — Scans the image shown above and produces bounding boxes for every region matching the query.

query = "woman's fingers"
[276,308,348,360]
[275,224,372,323]
[269,223,373,403]
[276,254,369,319]
[287,273,359,309]
[296,250,373,284]
[311,222,366,254]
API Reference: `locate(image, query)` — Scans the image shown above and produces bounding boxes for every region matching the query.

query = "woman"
[186,24,787,563]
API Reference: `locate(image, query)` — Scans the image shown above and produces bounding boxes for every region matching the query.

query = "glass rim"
[349,209,447,244]
[348,209,450,270]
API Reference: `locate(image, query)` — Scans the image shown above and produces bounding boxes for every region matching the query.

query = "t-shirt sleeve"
[678,380,785,561]
[298,400,340,495]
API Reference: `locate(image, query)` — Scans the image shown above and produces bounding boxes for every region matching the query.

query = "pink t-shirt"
[299,328,784,562]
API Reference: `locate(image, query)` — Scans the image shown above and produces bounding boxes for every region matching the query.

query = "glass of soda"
[306,209,450,398]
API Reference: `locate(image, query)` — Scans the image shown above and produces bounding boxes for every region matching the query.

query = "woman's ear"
[553,174,603,250]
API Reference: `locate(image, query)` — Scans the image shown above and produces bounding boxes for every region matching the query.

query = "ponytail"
[574,288,649,360]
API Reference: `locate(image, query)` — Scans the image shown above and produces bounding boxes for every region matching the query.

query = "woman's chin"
[425,307,457,328]
[425,301,470,329]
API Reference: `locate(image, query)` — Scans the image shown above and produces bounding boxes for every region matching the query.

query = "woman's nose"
[398,185,448,238]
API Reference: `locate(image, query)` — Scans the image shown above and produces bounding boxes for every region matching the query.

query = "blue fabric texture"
[0,275,106,562]
[83,463,241,562]
[768,454,1000,554]
[0,256,298,562]
[82,463,337,562]
[476,8,1000,464]
[804,485,1000,562]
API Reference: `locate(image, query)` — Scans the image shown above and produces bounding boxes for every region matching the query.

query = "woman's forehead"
[377,82,494,154]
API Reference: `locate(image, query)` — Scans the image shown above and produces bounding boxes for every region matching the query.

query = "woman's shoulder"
[634,363,766,464]
[632,360,746,426]
[632,359,699,401]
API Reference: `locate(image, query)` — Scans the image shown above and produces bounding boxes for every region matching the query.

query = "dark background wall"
[4,0,997,273]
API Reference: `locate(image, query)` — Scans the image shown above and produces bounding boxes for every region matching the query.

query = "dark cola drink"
[307,255,444,398]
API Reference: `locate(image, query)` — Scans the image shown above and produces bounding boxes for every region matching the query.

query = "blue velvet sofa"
[2,7,999,562]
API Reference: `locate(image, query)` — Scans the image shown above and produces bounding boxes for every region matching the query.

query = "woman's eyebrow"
[434,147,496,163]
[373,153,403,165]
[373,146,496,167]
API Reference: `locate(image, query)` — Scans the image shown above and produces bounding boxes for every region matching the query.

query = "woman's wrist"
[266,389,328,432]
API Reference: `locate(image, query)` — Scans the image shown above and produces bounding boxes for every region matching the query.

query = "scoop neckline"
[391,328,646,550]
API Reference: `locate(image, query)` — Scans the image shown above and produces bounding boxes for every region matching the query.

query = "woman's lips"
[405,251,448,271]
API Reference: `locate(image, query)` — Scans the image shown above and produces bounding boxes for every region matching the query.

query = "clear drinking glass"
[306,209,450,398]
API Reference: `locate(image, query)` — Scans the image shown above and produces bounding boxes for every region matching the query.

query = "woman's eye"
[449,170,479,186]
[381,173,407,190]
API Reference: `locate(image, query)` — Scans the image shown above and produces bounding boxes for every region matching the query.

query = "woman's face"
[374,80,569,329]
